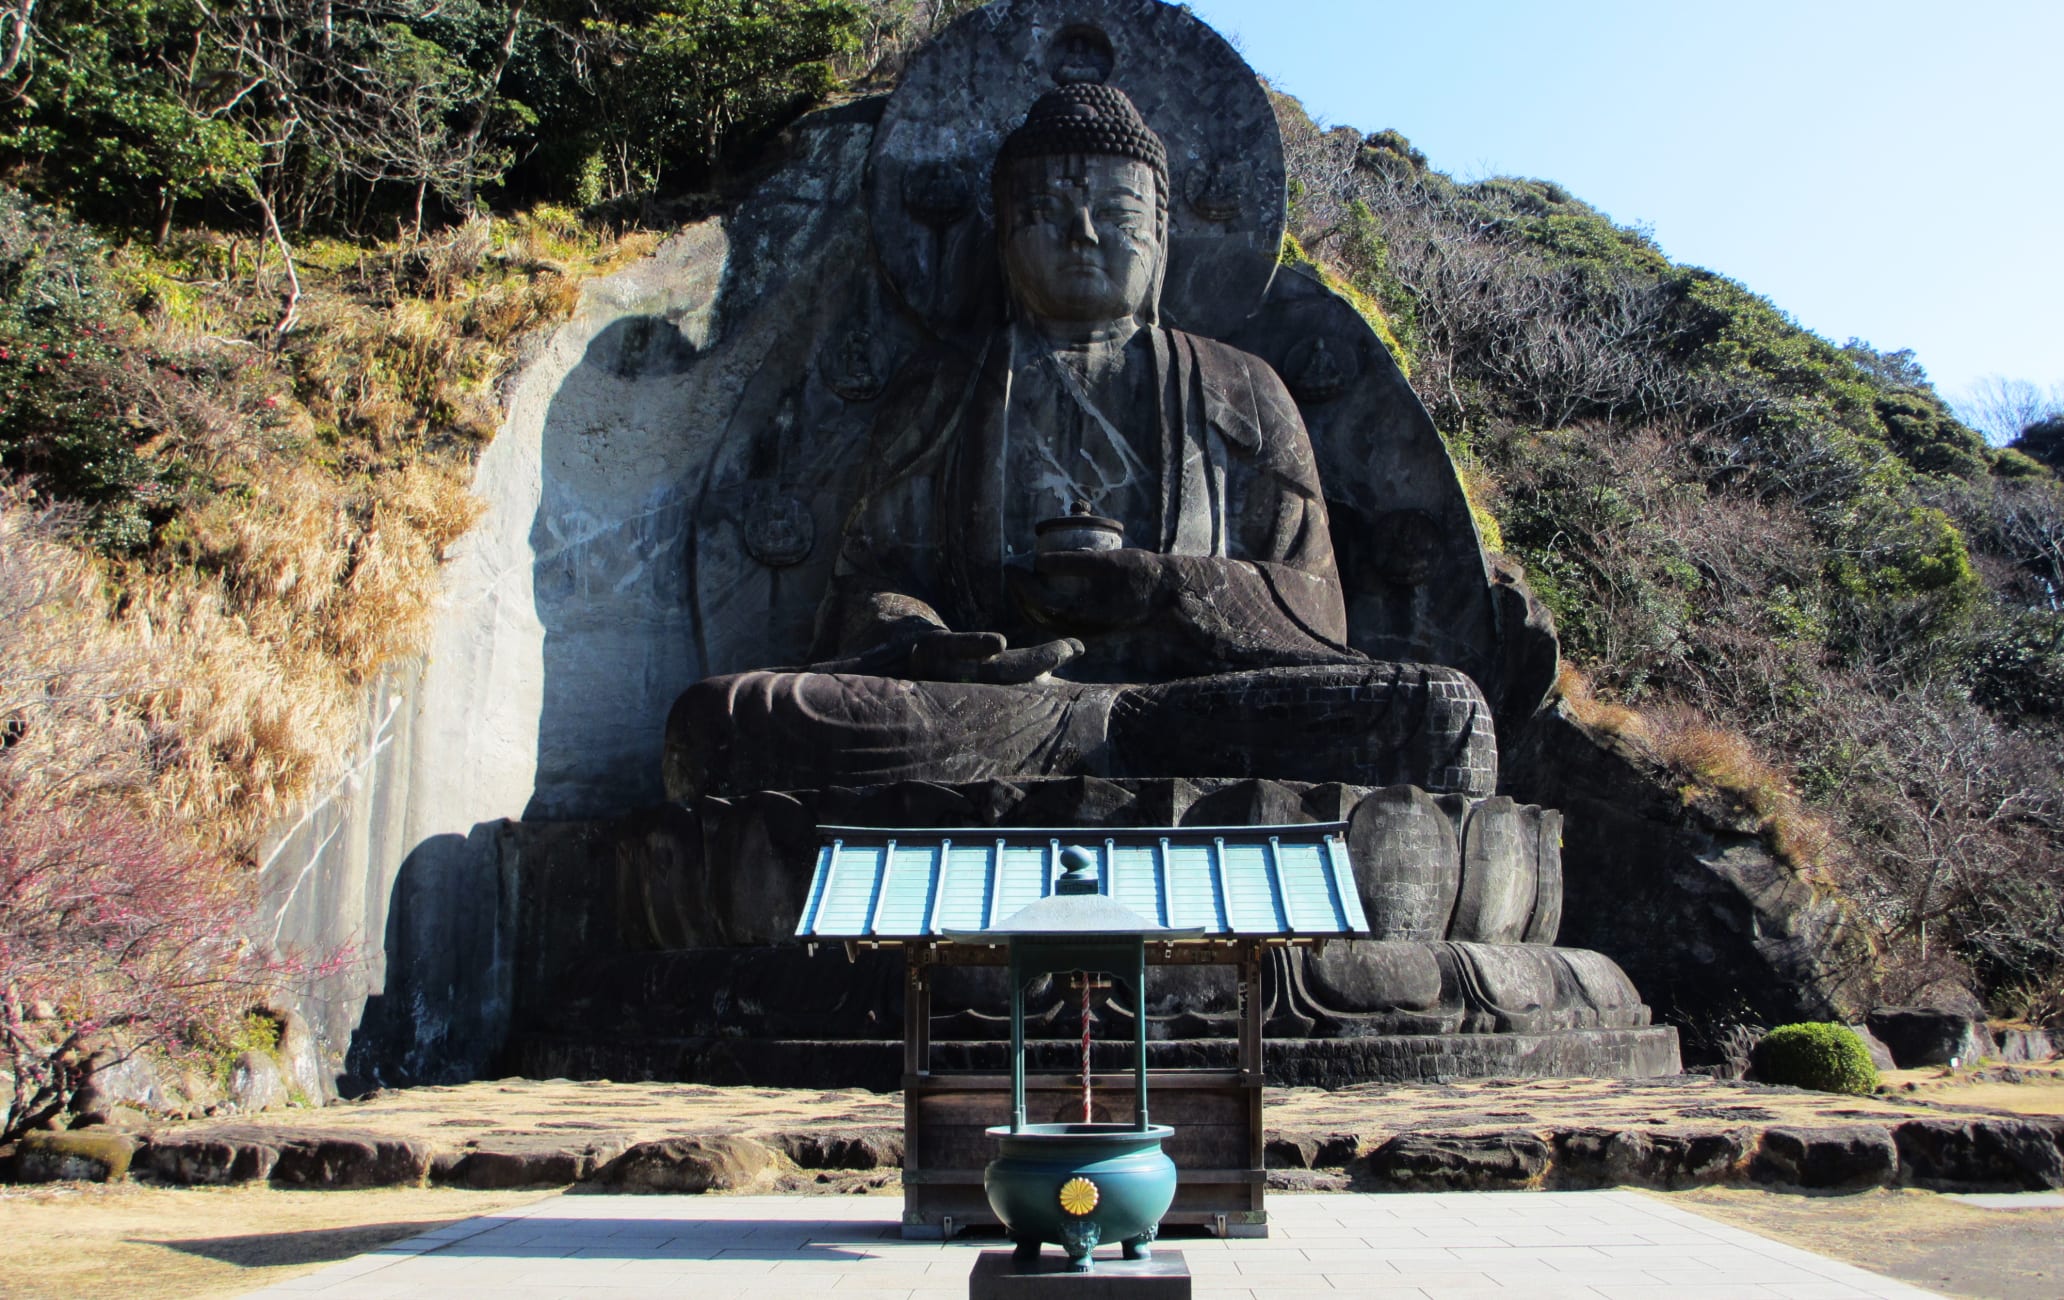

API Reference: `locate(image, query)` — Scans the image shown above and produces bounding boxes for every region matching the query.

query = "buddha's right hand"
[906,630,1083,684]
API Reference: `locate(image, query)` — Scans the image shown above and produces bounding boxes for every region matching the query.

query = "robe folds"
[665,324,1498,800]
[821,324,1356,677]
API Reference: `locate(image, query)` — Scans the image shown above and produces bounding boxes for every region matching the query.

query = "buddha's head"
[993,83,1169,329]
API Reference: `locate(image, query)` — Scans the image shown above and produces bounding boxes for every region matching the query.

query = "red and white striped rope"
[1080,974,1093,1124]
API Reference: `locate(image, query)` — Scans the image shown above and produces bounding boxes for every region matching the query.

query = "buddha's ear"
[1143,176,1169,325]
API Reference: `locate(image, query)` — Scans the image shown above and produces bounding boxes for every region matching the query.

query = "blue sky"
[1181,0,2063,408]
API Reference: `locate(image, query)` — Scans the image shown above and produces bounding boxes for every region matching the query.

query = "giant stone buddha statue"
[667,84,1495,802]
[605,0,1675,1084]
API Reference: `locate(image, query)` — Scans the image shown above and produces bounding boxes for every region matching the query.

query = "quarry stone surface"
[3,1131,137,1183]
[1551,1126,1750,1190]
[592,1135,778,1193]
[1749,1125,1901,1190]
[1507,706,1875,1038]
[260,110,884,1092]
[1365,1130,1552,1190]
[229,1050,289,1114]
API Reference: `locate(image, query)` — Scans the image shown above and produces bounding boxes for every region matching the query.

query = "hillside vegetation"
[1273,102,2064,1024]
[0,0,2058,1128]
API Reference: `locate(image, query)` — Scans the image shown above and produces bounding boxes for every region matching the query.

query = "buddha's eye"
[1019,196,1062,224]
[1098,203,1148,228]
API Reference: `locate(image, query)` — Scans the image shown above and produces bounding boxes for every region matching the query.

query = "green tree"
[570,0,860,200]
[0,0,260,238]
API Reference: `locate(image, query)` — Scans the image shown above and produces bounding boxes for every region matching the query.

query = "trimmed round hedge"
[1751,1022,1879,1096]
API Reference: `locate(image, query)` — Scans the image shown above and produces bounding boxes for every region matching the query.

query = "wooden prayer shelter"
[795,823,1371,1240]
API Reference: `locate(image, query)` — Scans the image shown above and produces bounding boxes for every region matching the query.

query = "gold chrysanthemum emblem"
[1058,1177,1100,1216]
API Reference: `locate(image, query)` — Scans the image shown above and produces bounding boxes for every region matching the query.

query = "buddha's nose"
[1067,206,1099,245]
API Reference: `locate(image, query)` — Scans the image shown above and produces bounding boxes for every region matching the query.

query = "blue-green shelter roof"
[795,824,1368,941]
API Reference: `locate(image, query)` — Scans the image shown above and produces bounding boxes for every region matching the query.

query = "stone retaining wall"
[10,1113,2061,1196]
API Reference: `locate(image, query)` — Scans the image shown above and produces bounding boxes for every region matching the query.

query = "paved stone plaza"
[243,1191,1940,1299]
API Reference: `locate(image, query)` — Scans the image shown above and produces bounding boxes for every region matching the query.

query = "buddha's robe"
[667,325,1496,798]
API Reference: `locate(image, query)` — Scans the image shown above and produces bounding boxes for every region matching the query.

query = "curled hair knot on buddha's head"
[994,83,1170,232]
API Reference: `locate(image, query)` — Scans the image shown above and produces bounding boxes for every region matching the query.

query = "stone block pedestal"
[969,1249,1192,1298]
[503,774,1682,1088]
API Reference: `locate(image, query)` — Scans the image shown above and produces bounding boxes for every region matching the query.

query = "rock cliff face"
[255,84,1555,1092]
[259,104,889,1092]
[1506,707,1877,1042]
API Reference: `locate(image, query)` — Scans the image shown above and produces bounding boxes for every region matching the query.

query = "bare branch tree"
[0,0,34,85]
[1957,375,2064,445]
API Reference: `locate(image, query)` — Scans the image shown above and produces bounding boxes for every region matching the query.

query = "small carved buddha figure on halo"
[668,84,1496,800]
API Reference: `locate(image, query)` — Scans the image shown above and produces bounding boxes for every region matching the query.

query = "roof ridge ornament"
[1055,844,1100,895]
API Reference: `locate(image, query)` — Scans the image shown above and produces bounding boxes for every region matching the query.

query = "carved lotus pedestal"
[506,776,1680,1087]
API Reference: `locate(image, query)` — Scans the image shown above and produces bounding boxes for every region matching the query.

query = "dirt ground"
[1265,1061,2064,1134]
[1667,1186,2064,1300]
[0,1182,549,1300]
[1881,1063,2064,1116]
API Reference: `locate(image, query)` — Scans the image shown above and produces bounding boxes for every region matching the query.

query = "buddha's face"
[999,154,1162,325]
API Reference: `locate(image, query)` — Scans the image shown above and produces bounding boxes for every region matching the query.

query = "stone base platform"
[505,1028,1681,1091]
[23,1070,2062,1196]
[493,770,1682,1095]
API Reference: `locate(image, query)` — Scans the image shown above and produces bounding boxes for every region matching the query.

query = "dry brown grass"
[1556,662,1648,739]
[1644,704,1838,877]
[73,208,656,858]
[1557,664,1835,877]
[0,1183,550,1300]
[0,491,157,806]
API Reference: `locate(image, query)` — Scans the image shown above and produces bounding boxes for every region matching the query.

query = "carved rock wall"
[249,21,1648,1092]
[258,107,889,1092]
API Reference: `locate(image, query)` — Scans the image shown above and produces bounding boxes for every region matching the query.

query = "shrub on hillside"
[2,0,871,233]
[1750,1023,1879,1096]
[2016,417,2064,473]
[1968,610,2064,718]
[1875,389,1990,481]
[0,188,311,552]
[0,189,163,549]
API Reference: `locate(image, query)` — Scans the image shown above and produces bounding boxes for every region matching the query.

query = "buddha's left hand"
[1013,548,1170,631]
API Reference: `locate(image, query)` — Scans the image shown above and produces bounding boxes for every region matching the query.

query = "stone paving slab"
[238,1191,1941,1299]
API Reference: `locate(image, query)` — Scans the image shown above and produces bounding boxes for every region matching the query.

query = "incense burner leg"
[1011,1235,1041,1265]
[1123,1224,1157,1260]
[1058,1218,1101,1271]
